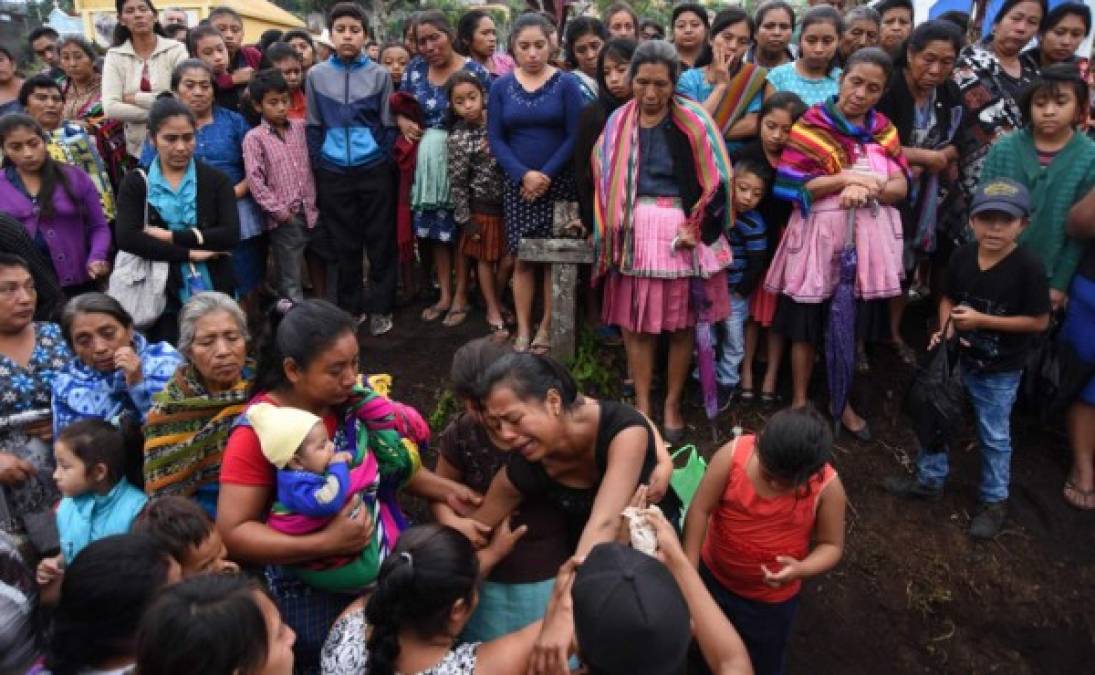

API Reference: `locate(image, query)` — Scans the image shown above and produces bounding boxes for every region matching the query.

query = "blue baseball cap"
[969,178,1030,219]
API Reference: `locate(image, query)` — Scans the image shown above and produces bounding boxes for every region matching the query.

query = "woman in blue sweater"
[487,13,586,353]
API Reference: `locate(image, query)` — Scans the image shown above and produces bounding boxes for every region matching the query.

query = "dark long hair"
[756,407,832,489]
[112,0,167,47]
[0,114,85,224]
[136,575,271,675]
[479,352,581,411]
[455,9,490,56]
[47,535,176,675]
[252,299,355,394]
[365,525,479,675]
[694,7,753,69]
[596,37,638,112]
[564,16,608,70]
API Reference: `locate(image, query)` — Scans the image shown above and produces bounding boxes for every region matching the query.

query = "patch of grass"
[905,554,954,619]
[428,388,460,433]
[567,327,620,399]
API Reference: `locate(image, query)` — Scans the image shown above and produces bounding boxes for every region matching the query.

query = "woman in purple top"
[487,13,586,354]
[0,115,111,297]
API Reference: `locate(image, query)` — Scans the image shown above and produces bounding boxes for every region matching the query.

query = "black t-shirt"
[945,242,1050,372]
[505,400,676,545]
[438,414,570,584]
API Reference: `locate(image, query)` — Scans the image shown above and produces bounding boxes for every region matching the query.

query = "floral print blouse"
[401,57,492,130]
[0,323,72,421]
[951,39,1039,198]
[447,119,504,225]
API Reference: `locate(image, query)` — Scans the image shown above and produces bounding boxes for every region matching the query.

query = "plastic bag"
[904,327,965,454]
[1021,315,1095,420]
[670,444,707,521]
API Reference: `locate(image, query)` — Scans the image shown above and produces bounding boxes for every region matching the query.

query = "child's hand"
[443,513,493,548]
[530,557,580,675]
[950,305,984,331]
[329,451,353,465]
[36,554,63,586]
[486,515,528,561]
[761,555,804,588]
[445,484,483,517]
[644,506,686,568]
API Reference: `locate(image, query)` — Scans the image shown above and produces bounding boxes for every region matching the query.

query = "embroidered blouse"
[61,75,103,123]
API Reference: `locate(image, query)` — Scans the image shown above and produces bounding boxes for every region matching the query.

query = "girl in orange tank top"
[682,408,847,675]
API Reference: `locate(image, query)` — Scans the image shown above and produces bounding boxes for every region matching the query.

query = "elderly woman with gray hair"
[143,291,251,516]
[592,39,733,441]
[838,5,880,67]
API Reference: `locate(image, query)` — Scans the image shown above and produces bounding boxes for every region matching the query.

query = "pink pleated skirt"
[763,194,904,303]
[602,198,730,334]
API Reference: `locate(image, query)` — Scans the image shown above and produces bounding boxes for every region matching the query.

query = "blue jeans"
[916,369,1021,503]
[715,292,750,389]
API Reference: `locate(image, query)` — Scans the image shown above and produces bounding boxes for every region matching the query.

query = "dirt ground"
[360,299,1094,675]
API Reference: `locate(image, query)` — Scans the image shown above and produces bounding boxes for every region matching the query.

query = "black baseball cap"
[572,543,691,675]
[969,178,1031,219]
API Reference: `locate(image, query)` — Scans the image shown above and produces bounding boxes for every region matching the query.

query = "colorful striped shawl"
[142,362,252,499]
[773,97,908,215]
[592,95,733,277]
[711,63,768,138]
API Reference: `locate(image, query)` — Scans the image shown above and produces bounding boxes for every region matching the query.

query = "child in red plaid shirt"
[243,69,319,302]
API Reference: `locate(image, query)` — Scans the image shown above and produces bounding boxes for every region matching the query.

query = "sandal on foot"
[513,335,531,353]
[442,307,469,327]
[421,304,448,322]
[1063,480,1095,510]
[739,387,756,402]
[487,320,510,339]
[760,391,782,405]
[530,328,551,355]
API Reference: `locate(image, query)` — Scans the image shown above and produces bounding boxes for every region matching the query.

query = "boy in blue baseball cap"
[885,177,1051,540]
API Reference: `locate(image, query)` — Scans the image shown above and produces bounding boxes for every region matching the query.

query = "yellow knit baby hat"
[246,402,322,469]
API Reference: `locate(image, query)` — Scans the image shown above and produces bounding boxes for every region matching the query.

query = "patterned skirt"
[502,171,577,255]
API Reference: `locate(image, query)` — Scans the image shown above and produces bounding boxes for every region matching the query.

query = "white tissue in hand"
[622,505,660,556]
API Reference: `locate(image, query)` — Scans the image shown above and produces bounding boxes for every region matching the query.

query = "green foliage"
[567,326,620,399]
[428,387,461,433]
[592,0,672,27]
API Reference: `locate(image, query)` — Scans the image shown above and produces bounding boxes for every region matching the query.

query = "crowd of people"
[0,0,1094,673]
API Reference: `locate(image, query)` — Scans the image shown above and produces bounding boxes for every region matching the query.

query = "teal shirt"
[979,129,1095,291]
[147,158,213,300]
[766,62,841,106]
[57,478,149,563]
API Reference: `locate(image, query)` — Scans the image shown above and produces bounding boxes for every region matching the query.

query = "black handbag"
[904,321,966,454]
